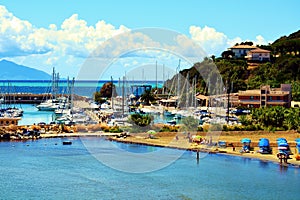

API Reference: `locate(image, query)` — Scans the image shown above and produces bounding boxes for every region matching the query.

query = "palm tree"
[140,89,155,105]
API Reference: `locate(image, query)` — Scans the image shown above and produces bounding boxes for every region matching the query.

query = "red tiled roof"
[248,48,271,53]
[229,45,257,49]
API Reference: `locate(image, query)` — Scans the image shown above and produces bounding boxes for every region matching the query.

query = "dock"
[0,93,85,104]
[1,93,52,104]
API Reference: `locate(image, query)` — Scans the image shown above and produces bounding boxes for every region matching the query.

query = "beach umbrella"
[194,135,202,139]
[277,138,287,143]
[192,135,202,142]
[295,139,300,152]
[258,138,269,147]
[241,138,251,143]
[147,130,156,135]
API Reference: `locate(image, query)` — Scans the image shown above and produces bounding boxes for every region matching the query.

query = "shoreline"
[107,131,300,167]
[1,130,300,167]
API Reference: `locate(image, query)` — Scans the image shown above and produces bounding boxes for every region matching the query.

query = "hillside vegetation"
[164,29,300,100]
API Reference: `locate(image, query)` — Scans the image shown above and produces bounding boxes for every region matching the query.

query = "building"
[246,48,271,61]
[0,117,20,126]
[228,45,257,58]
[238,84,291,108]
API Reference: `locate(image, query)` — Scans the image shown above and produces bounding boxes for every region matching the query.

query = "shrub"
[209,124,222,131]
[159,125,179,132]
[109,126,123,133]
[197,126,204,132]
[222,124,229,131]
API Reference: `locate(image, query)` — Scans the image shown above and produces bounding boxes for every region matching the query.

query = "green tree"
[180,116,199,131]
[140,89,155,105]
[99,82,116,98]
[129,113,153,127]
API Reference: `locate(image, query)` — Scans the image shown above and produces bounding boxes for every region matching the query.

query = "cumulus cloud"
[254,35,268,45]
[0,5,271,79]
[189,25,228,55]
[0,5,130,58]
[189,25,269,56]
[0,5,52,56]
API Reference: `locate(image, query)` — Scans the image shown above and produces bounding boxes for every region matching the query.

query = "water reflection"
[259,160,269,169]
[279,164,288,173]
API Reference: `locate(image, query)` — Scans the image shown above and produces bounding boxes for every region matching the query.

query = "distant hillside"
[0,60,51,80]
[272,30,300,55]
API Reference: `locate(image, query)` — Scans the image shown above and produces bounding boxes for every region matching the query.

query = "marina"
[0,1,299,199]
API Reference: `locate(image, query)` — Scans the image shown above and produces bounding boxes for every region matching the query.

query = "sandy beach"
[2,126,298,166]
[106,130,300,167]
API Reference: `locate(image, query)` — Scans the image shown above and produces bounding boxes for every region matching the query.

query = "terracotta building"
[238,84,291,108]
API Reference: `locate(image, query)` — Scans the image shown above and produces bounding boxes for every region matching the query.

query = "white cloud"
[254,35,268,45]
[0,5,130,58]
[189,25,269,56]
[189,25,228,55]
[0,5,271,79]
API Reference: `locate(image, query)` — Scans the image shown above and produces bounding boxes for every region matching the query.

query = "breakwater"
[1,93,52,104]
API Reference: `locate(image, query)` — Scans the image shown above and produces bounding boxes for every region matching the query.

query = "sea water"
[0,137,299,200]
[0,80,164,97]
[17,104,54,125]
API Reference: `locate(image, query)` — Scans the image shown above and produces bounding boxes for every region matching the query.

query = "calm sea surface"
[0,138,299,200]
[0,80,163,97]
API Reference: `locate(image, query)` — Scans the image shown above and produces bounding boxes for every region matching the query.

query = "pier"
[0,93,86,104]
[1,93,52,104]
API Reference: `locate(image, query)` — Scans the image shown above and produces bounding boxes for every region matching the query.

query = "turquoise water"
[0,137,299,200]
[18,104,54,125]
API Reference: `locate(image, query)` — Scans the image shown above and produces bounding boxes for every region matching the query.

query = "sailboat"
[37,68,61,111]
[0,83,22,126]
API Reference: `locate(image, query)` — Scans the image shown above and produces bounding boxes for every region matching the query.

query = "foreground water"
[0,138,299,200]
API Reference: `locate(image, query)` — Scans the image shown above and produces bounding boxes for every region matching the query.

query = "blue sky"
[0,0,299,79]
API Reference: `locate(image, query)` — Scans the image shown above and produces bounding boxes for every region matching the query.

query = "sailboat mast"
[52,67,55,100]
[177,59,181,96]
[162,64,165,95]
[156,61,158,90]
[122,76,125,116]
[111,76,114,110]
[71,77,75,111]
[186,72,189,108]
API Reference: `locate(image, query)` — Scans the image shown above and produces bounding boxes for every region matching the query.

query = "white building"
[228,45,257,58]
[246,48,271,61]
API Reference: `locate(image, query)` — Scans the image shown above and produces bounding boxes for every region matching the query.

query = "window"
[250,96,254,100]
[277,96,281,100]
[261,90,266,94]
[261,96,265,100]
[261,101,265,106]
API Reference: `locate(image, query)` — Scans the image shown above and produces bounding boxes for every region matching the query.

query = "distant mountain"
[0,60,51,80]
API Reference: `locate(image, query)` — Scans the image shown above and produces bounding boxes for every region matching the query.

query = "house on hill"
[228,45,257,58]
[246,48,271,62]
[227,44,271,62]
